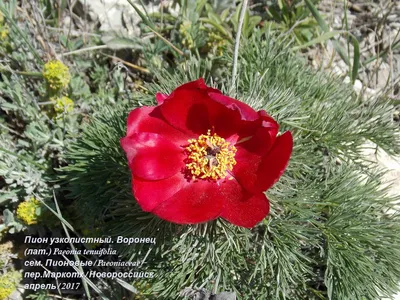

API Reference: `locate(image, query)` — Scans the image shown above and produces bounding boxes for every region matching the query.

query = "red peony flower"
[120,79,293,228]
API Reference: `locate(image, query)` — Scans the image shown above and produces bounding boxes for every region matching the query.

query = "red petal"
[207,92,265,140]
[233,131,293,193]
[159,79,265,140]
[258,110,279,139]
[211,105,258,141]
[256,131,293,191]
[126,106,189,145]
[156,93,168,104]
[152,179,226,224]
[159,86,215,135]
[208,92,259,121]
[235,111,279,155]
[173,78,208,91]
[120,133,185,180]
[231,146,262,193]
[220,191,270,228]
[132,173,188,212]
[160,88,258,138]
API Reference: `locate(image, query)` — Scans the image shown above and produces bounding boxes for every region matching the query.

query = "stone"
[8,288,24,300]
[212,292,236,300]
[180,287,236,300]
[361,140,400,199]
[342,77,377,97]
[76,0,148,34]
[77,0,179,35]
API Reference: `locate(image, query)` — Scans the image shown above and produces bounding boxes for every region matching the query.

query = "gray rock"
[77,0,179,35]
[8,288,24,300]
[211,292,236,300]
[180,287,236,300]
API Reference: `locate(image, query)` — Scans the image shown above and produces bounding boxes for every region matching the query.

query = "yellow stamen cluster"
[186,130,237,180]
[0,271,21,300]
[42,60,70,91]
[16,197,41,225]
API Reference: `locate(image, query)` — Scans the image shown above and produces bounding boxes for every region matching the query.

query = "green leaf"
[199,18,232,39]
[195,0,208,15]
[231,2,242,32]
[206,6,221,23]
[101,36,143,50]
[292,30,344,50]
[13,222,23,232]
[0,190,17,205]
[349,34,360,84]
[303,0,328,31]
[278,0,284,10]
[1,102,20,111]
[3,209,14,226]
[220,8,230,21]
[246,16,262,36]
[115,278,138,294]
[126,0,155,30]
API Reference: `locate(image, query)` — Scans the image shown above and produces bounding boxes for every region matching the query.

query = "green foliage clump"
[62,29,400,300]
[131,0,261,71]
[0,0,137,240]
[263,0,320,44]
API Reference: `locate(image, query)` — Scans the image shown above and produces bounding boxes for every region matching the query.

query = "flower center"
[186,130,237,180]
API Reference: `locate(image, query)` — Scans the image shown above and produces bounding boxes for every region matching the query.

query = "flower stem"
[0,67,42,77]
[231,0,249,95]
[61,45,108,56]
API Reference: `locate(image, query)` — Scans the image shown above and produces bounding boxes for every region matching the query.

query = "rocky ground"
[318,0,399,90]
